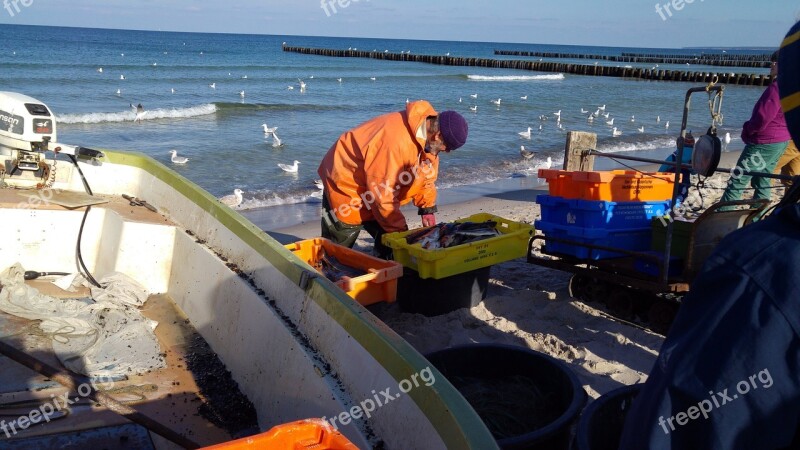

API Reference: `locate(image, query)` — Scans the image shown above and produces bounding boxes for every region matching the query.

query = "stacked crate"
[535,169,675,260]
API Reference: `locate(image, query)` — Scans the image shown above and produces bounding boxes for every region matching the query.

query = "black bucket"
[573,384,642,450]
[425,344,587,450]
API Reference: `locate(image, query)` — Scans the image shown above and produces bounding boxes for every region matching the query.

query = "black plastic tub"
[425,344,587,450]
[573,383,642,450]
[396,266,490,316]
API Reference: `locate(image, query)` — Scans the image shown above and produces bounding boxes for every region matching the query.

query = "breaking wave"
[57,104,218,124]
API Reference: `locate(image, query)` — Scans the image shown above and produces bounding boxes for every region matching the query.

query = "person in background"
[773,139,800,187]
[317,101,468,258]
[720,50,791,204]
[618,25,800,450]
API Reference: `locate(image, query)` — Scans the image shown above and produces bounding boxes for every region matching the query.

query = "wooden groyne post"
[282,45,773,86]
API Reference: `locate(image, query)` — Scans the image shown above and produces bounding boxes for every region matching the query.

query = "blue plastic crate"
[537,195,671,229]
[535,220,653,260]
[633,251,684,277]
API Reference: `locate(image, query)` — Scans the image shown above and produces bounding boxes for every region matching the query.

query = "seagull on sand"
[518,127,532,139]
[520,145,535,160]
[278,160,300,173]
[724,132,731,150]
[130,103,146,123]
[169,150,189,164]
[219,189,243,208]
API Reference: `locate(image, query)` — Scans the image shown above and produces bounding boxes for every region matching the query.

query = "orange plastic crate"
[538,169,676,201]
[285,238,402,305]
[202,419,359,449]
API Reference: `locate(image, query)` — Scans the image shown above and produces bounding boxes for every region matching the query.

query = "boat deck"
[0,188,258,448]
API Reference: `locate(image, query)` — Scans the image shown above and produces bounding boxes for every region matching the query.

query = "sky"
[0,0,797,49]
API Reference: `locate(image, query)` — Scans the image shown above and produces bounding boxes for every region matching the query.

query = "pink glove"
[421,213,436,227]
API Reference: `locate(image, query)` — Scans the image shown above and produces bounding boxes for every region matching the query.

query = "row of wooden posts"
[494,50,772,68]
[282,46,773,86]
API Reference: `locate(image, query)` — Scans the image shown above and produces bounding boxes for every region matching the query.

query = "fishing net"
[0,263,165,379]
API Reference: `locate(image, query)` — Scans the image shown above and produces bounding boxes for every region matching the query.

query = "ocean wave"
[466,74,565,81]
[57,104,218,124]
[597,136,677,152]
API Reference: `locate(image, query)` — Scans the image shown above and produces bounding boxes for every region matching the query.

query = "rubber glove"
[421,213,436,227]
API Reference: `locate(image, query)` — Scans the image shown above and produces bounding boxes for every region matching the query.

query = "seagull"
[665,121,670,129]
[469,93,478,98]
[491,98,501,106]
[287,86,294,90]
[239,90,245,98]
[535,156,553,170]
[656,115,661,123]
[169,150,189,164]
[298,79,306,92]
[219,189,243,208]
[469,105,478,112]
[598,104,606,111]
[612,127,623,137]
[242,75,248,79]
[116,89,121,96]
[606,118,615,126]
[120,74,125,80]
[171,88,175,94]
[97,67,103,73]
[270,131,282,147]
[278,160,300,173]
[581,108,589,114]
[520,95,528,100]
[630,115,635,122]
[518,127,532,139]
[262,123,277,134]
[602,112,610,119]
[587,115,594,122]
[724,132,731,150]
[638,126,645,133]
[459,97,462,103]
[314,179,324,190]
[520,145,535,160]
[337,78,343,83]
[209,82,216,89]
[130,103,146,123]
[370,77,376,81]
[553,110,561,119]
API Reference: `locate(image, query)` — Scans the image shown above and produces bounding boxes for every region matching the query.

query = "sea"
[0,24,772,229]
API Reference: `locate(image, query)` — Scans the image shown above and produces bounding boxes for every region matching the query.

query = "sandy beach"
[256,148,779,399]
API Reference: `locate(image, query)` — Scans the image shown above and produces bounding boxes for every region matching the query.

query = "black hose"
[66,154,102,289]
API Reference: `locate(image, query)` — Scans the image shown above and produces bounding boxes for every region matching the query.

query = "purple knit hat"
[438,111,468,150]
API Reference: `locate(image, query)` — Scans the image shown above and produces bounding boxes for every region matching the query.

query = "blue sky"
[1,0,797,48]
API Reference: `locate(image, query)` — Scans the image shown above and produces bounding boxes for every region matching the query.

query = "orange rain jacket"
[318,100,440,233]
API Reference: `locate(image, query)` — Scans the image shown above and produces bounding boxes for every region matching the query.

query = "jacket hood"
[405,100,437,148]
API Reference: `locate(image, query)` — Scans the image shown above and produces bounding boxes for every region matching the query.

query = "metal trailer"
[526,84,791,334]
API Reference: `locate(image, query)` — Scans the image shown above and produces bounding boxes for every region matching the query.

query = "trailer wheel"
[568,274,592,300]
[606,288,636,321]
[649,300,679,335]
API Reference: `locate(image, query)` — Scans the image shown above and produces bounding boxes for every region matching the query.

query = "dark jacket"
[619,204,800,450]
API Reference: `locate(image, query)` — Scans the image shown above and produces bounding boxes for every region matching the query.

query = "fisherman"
[618,23,800,449]
[317,101,468,259]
